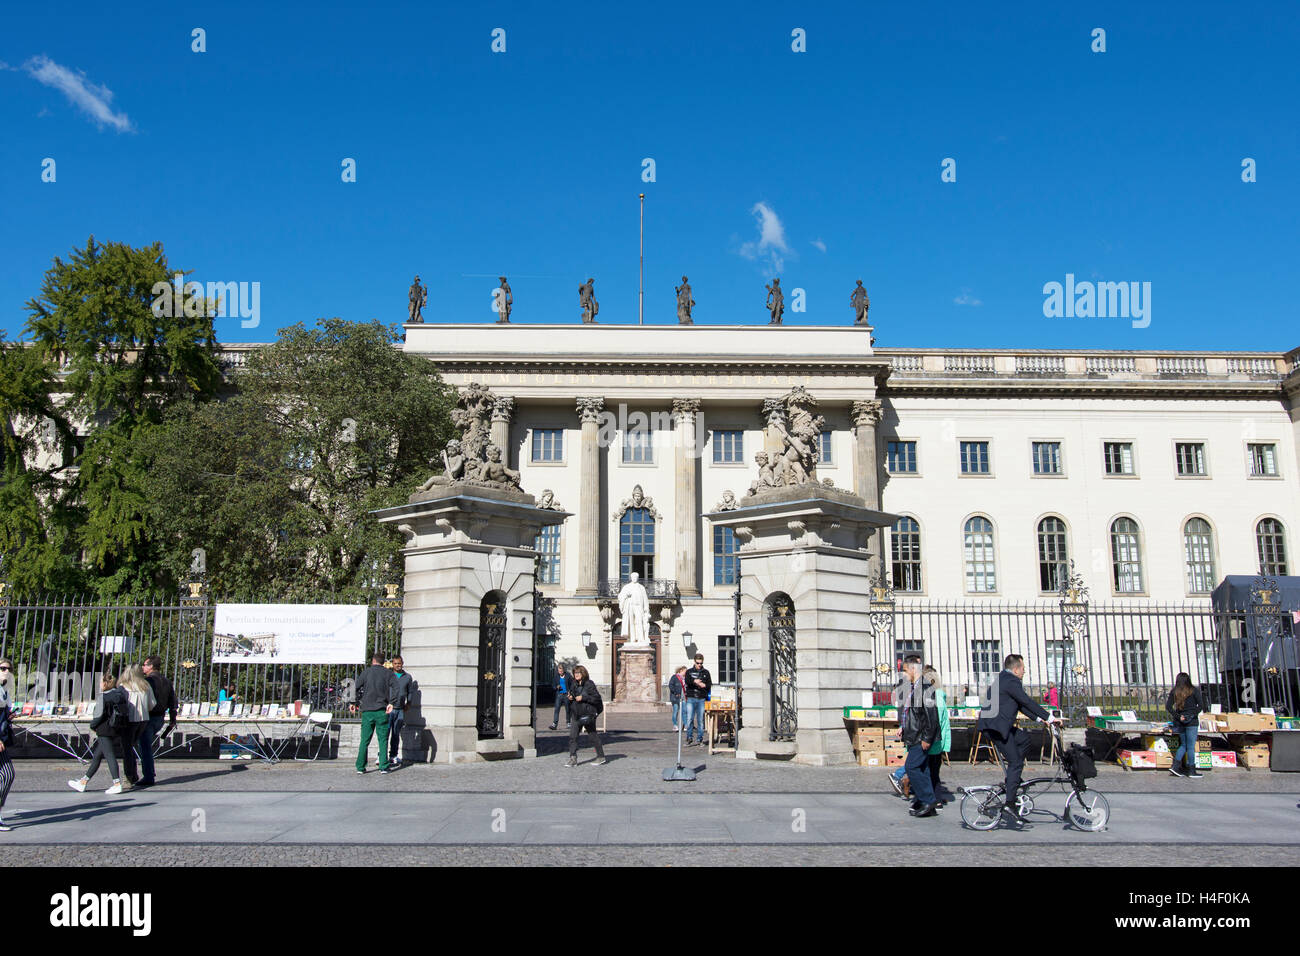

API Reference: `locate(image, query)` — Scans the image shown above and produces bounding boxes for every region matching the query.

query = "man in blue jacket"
[977,654,1059,820]
[899,655,940,818]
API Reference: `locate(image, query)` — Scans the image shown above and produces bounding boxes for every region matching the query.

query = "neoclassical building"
[382,322,1300,699]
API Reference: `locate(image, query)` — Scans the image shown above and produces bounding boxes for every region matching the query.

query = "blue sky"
[1,1,1296,348]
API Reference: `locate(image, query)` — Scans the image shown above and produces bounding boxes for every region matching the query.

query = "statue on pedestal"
[765,278,784,325]
[617,571,652,647]
[676,276,695,324]
[850,280,870,325]
[496,277,513,324]
[746,387,825,495]
[408,276,427,323]
[578,278,599,323]
[416,383,525,494]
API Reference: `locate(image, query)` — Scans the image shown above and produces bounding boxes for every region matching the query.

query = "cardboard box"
[1118,750,1164,769]
[1237,745,1270,769]
[1153,751,1173,768]
[1215,713,1277,733]
[1194,752,1213,770]
[1210,751,1238,769]
[885,750,906,767]
[1195,739,1213,753]
[1142,734,1173,753]
[844,707,871,720]
[857,748,886,768]
[855,726,885,745]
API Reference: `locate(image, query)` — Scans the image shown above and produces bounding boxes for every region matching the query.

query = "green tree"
[142,319,455,600]
[21,237,224,595]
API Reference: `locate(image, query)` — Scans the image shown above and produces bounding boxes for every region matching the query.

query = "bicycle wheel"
[960,788,1003,830]
[1065,789,1110,831]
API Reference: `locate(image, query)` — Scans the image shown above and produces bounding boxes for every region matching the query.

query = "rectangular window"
[712,429,744,464]
[893,639,924,672]
[718,634,738,684]
[1044,640,1076,684]
[1249,443,1278,476]
[818,431,833,465]
[971,640,1002,683]
[1195,641,1219,684]
[1175,442,1206,477]
[960,441,990,475]
[531,428,563,463]
[534,526,561,585]
[1121,640,1151,684]
[890,520,923,593]
[1032,441,1062,475]
[713,526,738,585]
[887,440,917,474]
[623,426,654,463]
[1104,442,1135,475]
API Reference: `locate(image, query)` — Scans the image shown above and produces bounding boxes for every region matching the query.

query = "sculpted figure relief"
[746,387,826,496]
[675,276,695,324]
[617,571,652,647]
[408,276,427,323]
[765,278,784,325]
[578,278,599,323]
[417,384,524,494]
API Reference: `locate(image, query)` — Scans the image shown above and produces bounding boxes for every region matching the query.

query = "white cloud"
[810,238,827,252]
[738,201,793,274]
[953,290,983,307]
[21,55,132,132]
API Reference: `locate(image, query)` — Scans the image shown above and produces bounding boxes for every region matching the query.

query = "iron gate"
[768,595,797,741]
[477,593,507,738]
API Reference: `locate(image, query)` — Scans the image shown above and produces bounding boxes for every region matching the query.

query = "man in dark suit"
[977,654,1060,820]
[898,654,940,818]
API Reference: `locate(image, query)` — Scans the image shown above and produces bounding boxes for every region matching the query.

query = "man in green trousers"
[350,651,397,774]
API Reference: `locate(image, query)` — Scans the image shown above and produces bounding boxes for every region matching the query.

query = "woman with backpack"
[68,674,130,795]
[118,664,155,787]
[564,664,607,767]
[0,658,17,831]
[1166,672,1204,779]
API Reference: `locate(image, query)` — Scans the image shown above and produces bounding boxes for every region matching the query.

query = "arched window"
[1110,517,1143,593]
[1037,516,1068,592]
[1257,518,1289,576]
[963,516,996,593]
[891,517,922,592]
[1183,518,1216,594]
[619,507,655,580]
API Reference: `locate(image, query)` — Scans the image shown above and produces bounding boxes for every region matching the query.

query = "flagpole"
[639,193,645,325]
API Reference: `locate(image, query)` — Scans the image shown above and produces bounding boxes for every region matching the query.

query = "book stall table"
[176,712,316,764]
[705,700,737,755]
[13,715,96,762]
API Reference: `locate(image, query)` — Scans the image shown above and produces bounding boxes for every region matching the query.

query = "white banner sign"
[212,604,368,665]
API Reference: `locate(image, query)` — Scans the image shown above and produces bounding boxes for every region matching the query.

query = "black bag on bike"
[1065,743,1097,779]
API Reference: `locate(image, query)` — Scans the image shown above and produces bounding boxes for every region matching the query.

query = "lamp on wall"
[681,630,693,656]
[582,630,595,659]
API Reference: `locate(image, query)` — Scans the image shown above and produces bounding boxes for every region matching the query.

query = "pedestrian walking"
[923,665,951,800]
[350,652,397,774]
[564,665,606,767]
[1166,672,1204,779]
[549,663,571,730]
[668,666,687,731]
[118,664,155,789]
[387,656,413,768]
[68,674,130,795]
[888,672,910,799]
[898,655,940,818]
[683,654,712,746]
[138,655,178,788]
[0,658,16,831]
[1043,682,1059,708]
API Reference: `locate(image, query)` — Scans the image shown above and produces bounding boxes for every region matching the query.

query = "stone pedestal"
[707,484,898,766]
[374,484,569,763]
[613,645,661,713]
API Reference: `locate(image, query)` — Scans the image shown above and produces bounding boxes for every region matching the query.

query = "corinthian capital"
[851,399,884,427]
[672,398,702,423]
[575,396,605,424]
[491,395,516,422]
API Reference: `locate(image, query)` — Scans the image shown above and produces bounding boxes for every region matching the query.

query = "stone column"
[673,398,702,596]
[852,399,885,580]
[575,397,605,596]
[490,396,515,466]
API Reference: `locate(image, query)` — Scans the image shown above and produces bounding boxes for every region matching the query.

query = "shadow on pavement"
[10,798,153,827]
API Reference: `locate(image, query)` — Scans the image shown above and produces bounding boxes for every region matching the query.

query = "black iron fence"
[0,582,402,721]
[868,578,1298,721]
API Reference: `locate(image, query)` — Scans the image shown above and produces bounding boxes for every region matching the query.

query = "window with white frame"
[535,525,561,585]
[1248,443,1278,476]
[891,517,922,593]
[1121,640,1151,684]
[718,634,738,684]
[622,425,654,463]
[531,428,563,463]
[712,429,743,464]
[1110,517,1144,592]
[1175,442,1207,477]
[713,525,738,585]
[963,516,997,592]
[1104,442,1135,476]
[1032,441,1062,475]
[1183,518,1216,594]
[817,431,833,465]
[972,640,1002,683]
[1257,518,1289,575]
[960,441,990,475]
[1037,516,1068,593]
[887,440,917,473]
[1195,641,1219,685]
